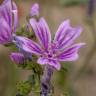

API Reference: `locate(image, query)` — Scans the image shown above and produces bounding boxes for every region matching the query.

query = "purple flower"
[10,52,24,64]
[15,18,85,70]
[0,0,18,45]
[30,3,39,17]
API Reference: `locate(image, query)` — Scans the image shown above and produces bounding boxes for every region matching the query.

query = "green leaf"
[16,81,32,96]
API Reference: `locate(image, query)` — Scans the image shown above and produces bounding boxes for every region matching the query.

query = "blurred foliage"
[0,50,17,96]
[60,0,88,6]
[17,56,43,76]
[57,62,73,87]
[16,57,43,95]
[53,62,76,96]
[60,88,76,96]
[16,69,41,96]
[16,81,32,96]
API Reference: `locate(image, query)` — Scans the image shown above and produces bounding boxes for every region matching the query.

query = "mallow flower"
[15,18,85,70]
[0,0,18,45]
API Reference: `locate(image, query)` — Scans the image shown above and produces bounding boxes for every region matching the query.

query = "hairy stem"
[40,65,53,96]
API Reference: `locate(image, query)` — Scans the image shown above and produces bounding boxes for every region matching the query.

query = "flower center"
[42,43,58,59]
[48,54,52,58]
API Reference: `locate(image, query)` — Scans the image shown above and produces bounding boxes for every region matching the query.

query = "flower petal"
[54,19,70,41]
[37,57,48,65]
[0,18,11,44]
[14,36,43,55]
[37,57,61,70]
[54,19,82,50]
[10,52,24,64]
[0,0,12,27]
[12,1,18,32]
[0,0,18,33]
[29,17,51,50]
[21,50,32,61]
[57,43,85,61]
[48,60,61,70]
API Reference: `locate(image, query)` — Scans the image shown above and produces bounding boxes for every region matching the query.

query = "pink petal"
[0,18,11,44]
[47,60,61,70]
[0,0,12,27]
[54,19,70,41]
[14,36,43,55]
[54,19,83,50]
[59,27,83,49]
[12,1,18,32]
[57,43,85,61]
[37,57,48,65]
[37,57,61,70]
[29,17,51,50]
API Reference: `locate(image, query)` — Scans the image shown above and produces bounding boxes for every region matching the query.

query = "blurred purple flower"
[30,3,39,17]
[10,52,25,64]
[15,18,85,70]
[0,0,18,45]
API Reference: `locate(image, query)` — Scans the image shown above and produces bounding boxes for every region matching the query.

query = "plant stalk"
[40,65,53,96]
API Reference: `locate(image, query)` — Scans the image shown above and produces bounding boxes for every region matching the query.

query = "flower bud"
[30,3,39,17]
[10,52,25,64]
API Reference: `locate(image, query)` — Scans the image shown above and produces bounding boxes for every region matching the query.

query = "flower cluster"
[0,0,84,70]
[0,0,85,95]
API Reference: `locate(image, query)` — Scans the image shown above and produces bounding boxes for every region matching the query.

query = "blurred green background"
[0,0,96,96]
